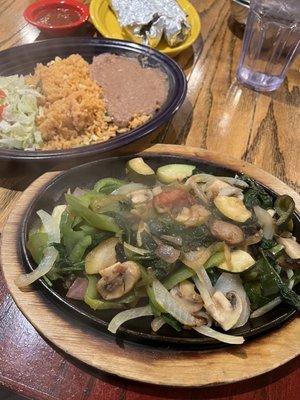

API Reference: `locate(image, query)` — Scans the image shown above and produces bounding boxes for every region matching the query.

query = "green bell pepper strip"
[146,286,165,315]
[94,178,126,194]
[69,235,92,263]
[84,275,123,311]
[27,231,48,264]
[79,225,98,234]
[66,194,121,234]
[117,287,147,305]
[60,211,87,254]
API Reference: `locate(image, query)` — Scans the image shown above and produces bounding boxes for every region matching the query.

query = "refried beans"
[90,54,168,127]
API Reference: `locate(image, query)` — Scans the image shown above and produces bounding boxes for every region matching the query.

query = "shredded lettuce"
[0,75,43,150]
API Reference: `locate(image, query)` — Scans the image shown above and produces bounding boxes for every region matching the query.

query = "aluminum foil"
[110,0,191,47]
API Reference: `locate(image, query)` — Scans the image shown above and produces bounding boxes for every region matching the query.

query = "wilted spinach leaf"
[244,281,271,310]
[115,242,127,263]
[239,175,273,209]
[147,217,214,251]
[260,250,300,309]
[143,257,175,280]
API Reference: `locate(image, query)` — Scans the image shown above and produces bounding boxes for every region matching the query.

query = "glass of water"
[237,0,300,91]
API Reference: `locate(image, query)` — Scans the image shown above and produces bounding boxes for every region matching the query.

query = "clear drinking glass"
[237,0,300,91]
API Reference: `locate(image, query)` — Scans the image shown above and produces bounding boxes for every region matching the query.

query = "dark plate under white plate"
[20,154,299,349]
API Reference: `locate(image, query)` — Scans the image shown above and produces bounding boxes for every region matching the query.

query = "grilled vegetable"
[277,237,300,259]
[240,176,273,209]
[27,231,48,264]
[85,237,119,274]
[274,195,295,228]
[214,196,252,223]
[126,157,156,184]
[218,250,255,273]
[94,178,125,194]
[66,194,121,234]
[156,164,196,183]
[22,158,300,346]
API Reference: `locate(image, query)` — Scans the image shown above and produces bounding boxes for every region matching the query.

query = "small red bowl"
[24,0,89,35]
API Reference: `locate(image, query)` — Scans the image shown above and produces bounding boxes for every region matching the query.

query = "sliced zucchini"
[126,158,156,184]
[85,237,119,274]
[156,164,196,184]
[218,250,255,273]
[214,196,251,223]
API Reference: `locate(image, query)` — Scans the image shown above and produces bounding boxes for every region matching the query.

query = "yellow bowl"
[89,0,201,57]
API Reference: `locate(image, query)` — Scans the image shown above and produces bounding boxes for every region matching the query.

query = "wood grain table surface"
[0,0,299,399]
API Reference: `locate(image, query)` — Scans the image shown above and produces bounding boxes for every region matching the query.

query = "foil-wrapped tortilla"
[110,0,191,47]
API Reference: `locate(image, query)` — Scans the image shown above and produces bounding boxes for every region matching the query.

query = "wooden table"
[0,0,299,399]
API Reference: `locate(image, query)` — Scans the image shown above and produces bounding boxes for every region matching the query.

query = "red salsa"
[35,6,81,27]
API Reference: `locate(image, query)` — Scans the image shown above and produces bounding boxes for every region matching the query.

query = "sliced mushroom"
[218,186,244,199]
[175,204,211,227]
[128,189,153,204]
[253,205,275,240]
[170,280,203,314]
[209,219,245,245]
[243,231,263,247]
[208,290,243,331]
[277,236,300,259]
[185,177,208,204]
[204,179,233,200]
[97,261,141,300]
[155,242,180,263]
[214,273,250,328]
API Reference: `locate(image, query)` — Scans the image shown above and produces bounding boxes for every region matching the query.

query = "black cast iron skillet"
[20,154,299,349]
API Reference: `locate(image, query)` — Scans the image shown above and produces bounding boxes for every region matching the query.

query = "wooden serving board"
[1,144,299,387]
